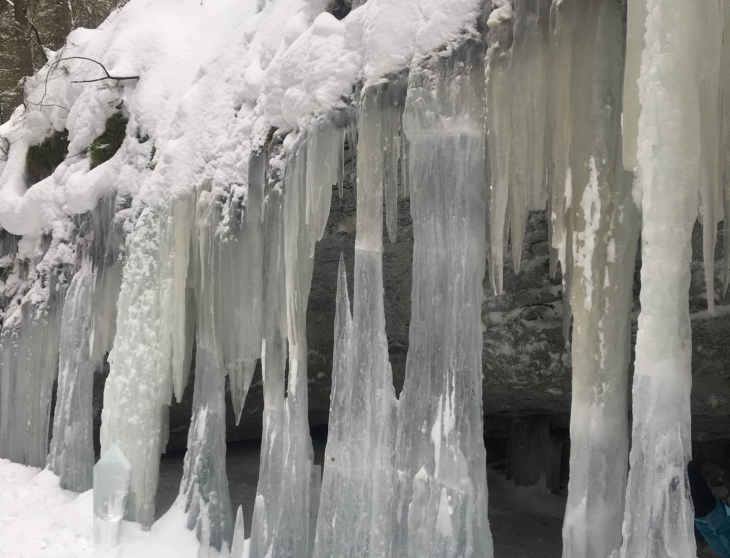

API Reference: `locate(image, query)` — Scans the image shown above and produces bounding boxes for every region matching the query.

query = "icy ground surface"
[0,441,568,558]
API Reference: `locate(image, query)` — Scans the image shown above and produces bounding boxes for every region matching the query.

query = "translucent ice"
[94,444,132,549]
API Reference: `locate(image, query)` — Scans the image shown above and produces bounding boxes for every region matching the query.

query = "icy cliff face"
[1,0,729,556]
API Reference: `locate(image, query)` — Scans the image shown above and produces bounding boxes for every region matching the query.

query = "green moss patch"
[25,130,70,185]
[89,112,129,169]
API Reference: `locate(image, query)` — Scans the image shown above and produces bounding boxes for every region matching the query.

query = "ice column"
[395,40,492,558]
[561,2,639,557]
[101,196,193,526]
[254,137,319,558]
[620,1,710,556]
[47,259,97,492]
[94,444,132,548]
[179,189,233,552]
[249,160,288,558]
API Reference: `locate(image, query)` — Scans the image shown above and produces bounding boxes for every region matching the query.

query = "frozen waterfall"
[0,0,728,556]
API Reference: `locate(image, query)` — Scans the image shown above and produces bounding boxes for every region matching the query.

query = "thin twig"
[55,56,139,83]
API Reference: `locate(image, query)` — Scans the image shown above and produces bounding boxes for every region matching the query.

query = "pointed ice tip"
[97,443,132,471]
[231,505,245,558]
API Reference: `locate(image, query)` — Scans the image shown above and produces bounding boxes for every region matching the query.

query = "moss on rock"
[25,130,69,185]
[89,112,128,169]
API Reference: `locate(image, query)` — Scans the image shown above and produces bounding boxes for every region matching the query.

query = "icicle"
[560,2,639,557]
[383,85,405,243]
[620,1,708,556]
[698,3,724,314]
[506,0,551,271]
[545,0,576,275]
[622,0,645,172]
[163,194,196,402]
[486,2,514,295]
[395,38,492,558]
[306,119,345,246]
[47,259,97,492]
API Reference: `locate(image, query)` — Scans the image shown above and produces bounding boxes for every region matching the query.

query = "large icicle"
[395,39,492,558]
[620,1,709,555]
[179,190,233,551]
[561,1,639,557]
[486,3,514,295]
[698,4,724,314]
[545,0,576,274]
[47,259,96,492]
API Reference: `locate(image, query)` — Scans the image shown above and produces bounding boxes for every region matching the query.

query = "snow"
[0,459,208,558]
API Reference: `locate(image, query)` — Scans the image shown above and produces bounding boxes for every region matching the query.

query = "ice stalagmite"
[311,255,364,557]
[179,190,233,552]
[47,259,96,492]
[724,2,730,293]
[561,2,639,557]
[101,197,193,526]
[249,156,288,558]
[620,1,709,556]
[395,39,492,558]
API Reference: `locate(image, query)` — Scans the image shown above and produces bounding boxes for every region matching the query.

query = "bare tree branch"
[55,56,139,83]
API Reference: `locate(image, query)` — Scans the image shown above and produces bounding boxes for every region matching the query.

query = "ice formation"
[94,443,132,548]
[0,0,727,556]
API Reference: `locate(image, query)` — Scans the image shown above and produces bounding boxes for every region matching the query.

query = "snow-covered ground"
[0,443,568,558]
[1,447,722,558]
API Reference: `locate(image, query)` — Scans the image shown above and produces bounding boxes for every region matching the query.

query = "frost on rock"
[620,1,710,556]
[395,39,492,558]
[561,1,639,557]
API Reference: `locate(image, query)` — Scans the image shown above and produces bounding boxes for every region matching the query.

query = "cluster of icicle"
[0,0,727,557]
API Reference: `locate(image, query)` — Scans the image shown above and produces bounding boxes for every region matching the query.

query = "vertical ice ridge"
[396,38,493,558]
